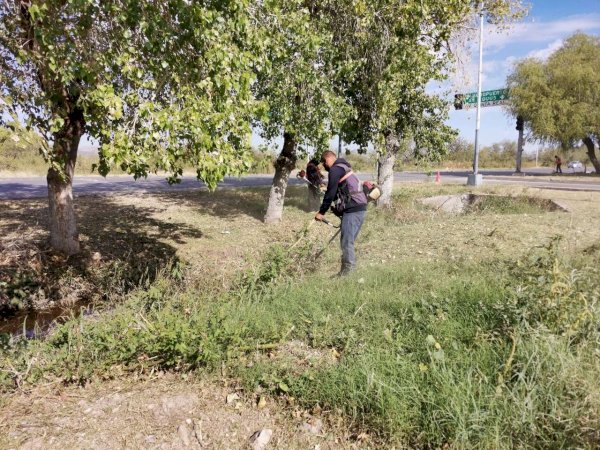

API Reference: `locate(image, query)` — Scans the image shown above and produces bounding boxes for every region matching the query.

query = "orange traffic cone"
[435,171,441,184]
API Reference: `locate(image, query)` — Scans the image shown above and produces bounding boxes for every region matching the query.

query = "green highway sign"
[454,89,509,110]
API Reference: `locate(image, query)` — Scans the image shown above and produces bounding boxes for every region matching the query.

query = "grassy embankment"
[1,184,599,448]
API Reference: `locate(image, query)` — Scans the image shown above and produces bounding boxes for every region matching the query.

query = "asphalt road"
[1,169,599,200]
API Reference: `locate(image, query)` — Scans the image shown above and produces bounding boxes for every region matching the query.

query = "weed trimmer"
[321,218,340,229]
[287,217,340,261]
[296,171,325,197]
[314,218,341,260]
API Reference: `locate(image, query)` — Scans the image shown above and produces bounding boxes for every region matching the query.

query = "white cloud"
[459,13,600,90]
[526,39,564,60]
[484,14,600,51]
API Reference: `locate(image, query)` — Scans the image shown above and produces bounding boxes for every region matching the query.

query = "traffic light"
[516,115,524,131]
[454,94,464,110]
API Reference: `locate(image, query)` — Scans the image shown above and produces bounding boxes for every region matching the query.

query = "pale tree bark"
[583,136,600,174]
[47,108,85,255]
[264,132,297,223]
[376,133,399,207]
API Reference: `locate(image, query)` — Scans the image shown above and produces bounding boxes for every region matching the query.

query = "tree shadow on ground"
[282,188,316,213]
[152,187,268,222]
[152,185,314,221]
[0,195,203,328]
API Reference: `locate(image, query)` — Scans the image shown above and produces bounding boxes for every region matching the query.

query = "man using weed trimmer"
[314,150,368,276]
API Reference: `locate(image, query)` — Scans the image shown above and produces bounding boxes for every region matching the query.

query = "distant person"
[554,155,562,174]
[315,150,368,276]
[306,158,324,210]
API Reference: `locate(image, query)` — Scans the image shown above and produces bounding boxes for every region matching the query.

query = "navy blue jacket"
[319,158,367,215]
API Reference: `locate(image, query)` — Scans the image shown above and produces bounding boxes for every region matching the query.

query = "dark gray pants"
[340,210,366,273]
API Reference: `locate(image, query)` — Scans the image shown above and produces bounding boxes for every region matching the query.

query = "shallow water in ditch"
[0,302,93,338]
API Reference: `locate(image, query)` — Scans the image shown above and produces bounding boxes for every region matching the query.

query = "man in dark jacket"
[306,158,324,210]
[315,150,367,275]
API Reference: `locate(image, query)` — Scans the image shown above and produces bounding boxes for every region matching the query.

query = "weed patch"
[1,240,598,447]
[466,194,565,215]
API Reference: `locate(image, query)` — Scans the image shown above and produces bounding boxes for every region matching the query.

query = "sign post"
[460,89,509,108]
[467,3,485,187]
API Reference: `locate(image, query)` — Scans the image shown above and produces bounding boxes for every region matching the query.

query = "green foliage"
[465,195,558,215]
[1,1,265,187]
[253,0,350,156]
[329,0,478,158]
[340,152,377,173]
[442,138,518,168]
[247,149,276,174]
[0,123,45,172]
[236,246,598,447]
[484,0,529,25]
[440,137,595,170]
[0,124,110,175]
[236,224,324,298]
[508,33,600,150]
[0,122,41,158]
[511,238,598,337]
[330,1,526,162]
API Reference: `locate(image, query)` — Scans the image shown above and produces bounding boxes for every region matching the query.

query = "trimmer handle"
[321,218,340,228]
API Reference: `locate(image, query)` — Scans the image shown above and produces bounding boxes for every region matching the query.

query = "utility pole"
[338,134,343,158]
[467,2,484,186]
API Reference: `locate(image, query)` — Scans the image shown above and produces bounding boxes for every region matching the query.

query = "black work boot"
[335,262,354,277]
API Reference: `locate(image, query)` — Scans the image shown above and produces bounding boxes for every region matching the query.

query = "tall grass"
[0,126,277,176]
[1,231,598,447]
[0,144,278,176]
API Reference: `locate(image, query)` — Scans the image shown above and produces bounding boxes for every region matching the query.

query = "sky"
[448,0,600,153]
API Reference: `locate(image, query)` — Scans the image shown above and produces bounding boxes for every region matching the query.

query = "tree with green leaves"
[508,33,600,173]
[256,0,349,223]
[1,0,263,254]
[329,1,462,206]
[330,0,527,206]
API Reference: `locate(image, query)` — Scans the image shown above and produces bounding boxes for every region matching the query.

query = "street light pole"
[468,2,484,186]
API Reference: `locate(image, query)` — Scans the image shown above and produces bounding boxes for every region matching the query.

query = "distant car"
[567,160,583,170]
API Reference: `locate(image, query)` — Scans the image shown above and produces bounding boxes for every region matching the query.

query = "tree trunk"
[264,132,297,223]
[583,136,600,174]
[47,109,84,255]
[376,133,399,207]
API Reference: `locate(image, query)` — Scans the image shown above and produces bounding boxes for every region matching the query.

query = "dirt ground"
[0,372,369,450]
